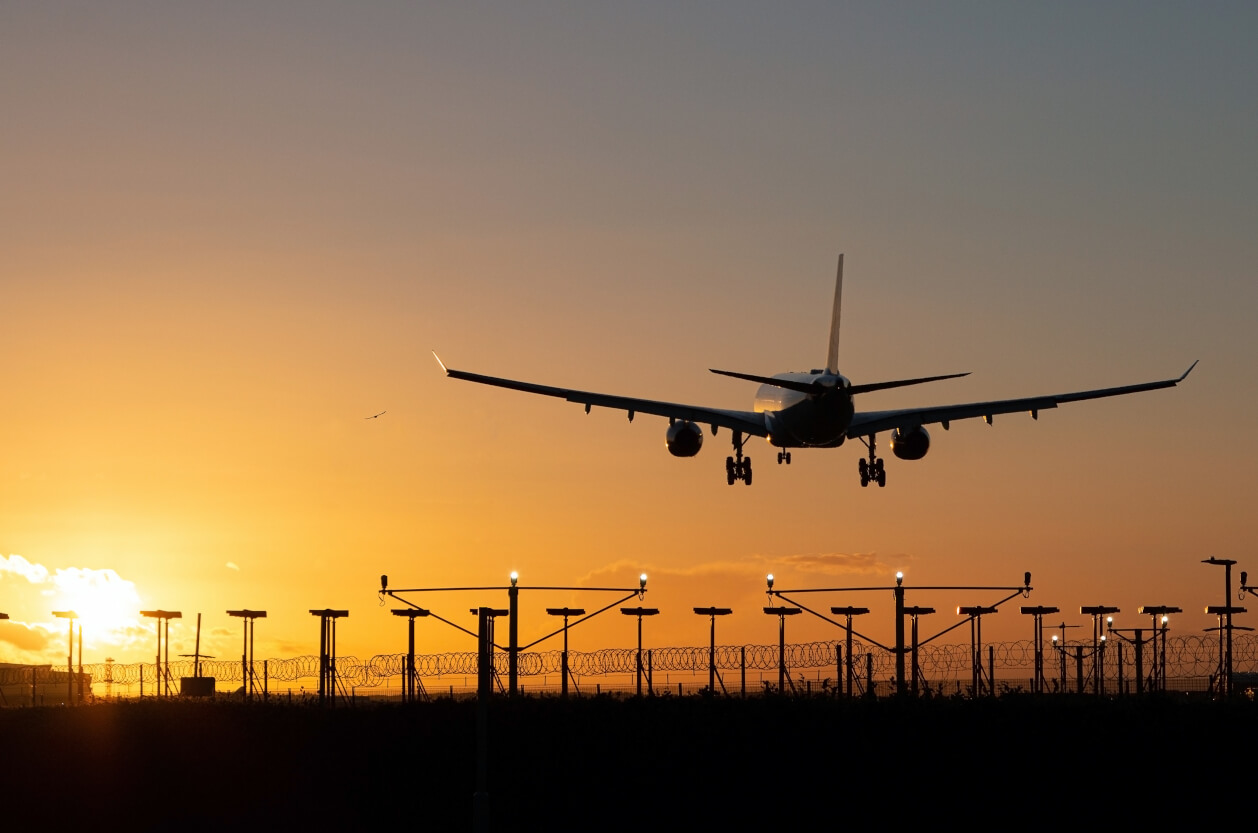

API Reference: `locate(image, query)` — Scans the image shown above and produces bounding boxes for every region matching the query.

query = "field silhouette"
[3,693,1250,829]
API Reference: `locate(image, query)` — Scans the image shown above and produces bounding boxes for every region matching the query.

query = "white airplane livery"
[436,254,1196,487]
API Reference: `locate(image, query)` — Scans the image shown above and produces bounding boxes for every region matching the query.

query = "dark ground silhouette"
[3,693,1252,830]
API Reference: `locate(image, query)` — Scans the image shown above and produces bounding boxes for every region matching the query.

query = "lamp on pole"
[828,605,870,697]
[1021,606,1060,694]
[763,604,801,693]
[693,607,733,694]
[392,608,430,702]
[1138,605,1181,692]
[957,605,998,696]
[226,610,266,701]
[51,611,78,704]
[309,609,349,705]
[1080,605,1120,696]
[902,605,935,695]
[140,610,182,698]
[620,605,659,697]
[1203,558,1245,696]
[545,607,586,697]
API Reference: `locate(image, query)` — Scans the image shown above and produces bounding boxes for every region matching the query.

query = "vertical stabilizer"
[825,253,843,373]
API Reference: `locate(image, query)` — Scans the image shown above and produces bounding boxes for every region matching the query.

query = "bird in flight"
[365,411,386,420]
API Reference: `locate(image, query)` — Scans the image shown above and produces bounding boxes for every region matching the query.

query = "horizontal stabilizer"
[847,372,970,396]
[708,368,828,394]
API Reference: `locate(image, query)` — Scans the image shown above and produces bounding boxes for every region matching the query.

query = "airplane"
[435,254,1196,487]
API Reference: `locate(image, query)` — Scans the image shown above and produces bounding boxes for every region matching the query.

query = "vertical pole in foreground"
[893,573,906,696]
[508,573,519,697]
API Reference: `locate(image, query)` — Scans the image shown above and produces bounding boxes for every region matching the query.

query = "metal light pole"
[830,605,870,697]
[1203,558,1245,696]
[958,605,998,696]
[620,606,659,696]
[764,604,802,693]
[508,572,519,696]
[309,609,349,705]
[52,611,78,704]
[1138,606,1181,692]
[140,610,182,698]
[1081,605,1120,696]
[902,606,935,695]
[545,607,586,697]
[1021,606,1059,694]
[392,608,430,702]
[694,607,733,694]
[226,610,266,701]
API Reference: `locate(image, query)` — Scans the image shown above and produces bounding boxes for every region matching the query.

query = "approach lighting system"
[640,573,648,592]
[510,571,518,587]
[766,574,775,591]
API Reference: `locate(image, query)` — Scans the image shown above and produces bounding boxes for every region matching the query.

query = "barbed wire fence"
[6,633,1257,699]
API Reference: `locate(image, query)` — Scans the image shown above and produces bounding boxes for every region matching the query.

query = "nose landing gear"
[858,435,885,487]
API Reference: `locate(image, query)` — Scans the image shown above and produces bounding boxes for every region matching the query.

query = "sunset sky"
[3,3,1256,673]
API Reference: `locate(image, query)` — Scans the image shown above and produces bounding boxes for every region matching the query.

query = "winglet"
[1178,360,1198,382]
[432,351,449,375]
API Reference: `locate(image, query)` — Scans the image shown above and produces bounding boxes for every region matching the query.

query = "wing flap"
[440,362,768,437]
[848,362,1197,438]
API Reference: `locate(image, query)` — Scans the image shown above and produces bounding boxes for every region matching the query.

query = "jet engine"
[889,426,930,461]
[665,421,704,457]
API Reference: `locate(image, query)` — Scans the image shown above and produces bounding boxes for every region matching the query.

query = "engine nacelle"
[665,421,704,457]
[890,425,930,461]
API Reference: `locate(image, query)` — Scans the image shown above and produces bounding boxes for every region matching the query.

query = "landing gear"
[858,435,886,488]
[776,451,792,465]
[725,431,753,485]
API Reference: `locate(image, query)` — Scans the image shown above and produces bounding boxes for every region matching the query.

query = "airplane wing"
[435,355,770,437]
[847,362,1197,438]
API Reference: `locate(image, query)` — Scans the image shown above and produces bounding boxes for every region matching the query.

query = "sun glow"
[51,567,142,634]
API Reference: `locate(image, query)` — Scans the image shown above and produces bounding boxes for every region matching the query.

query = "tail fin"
[825,253,843,373]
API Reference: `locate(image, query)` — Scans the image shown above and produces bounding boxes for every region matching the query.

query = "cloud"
[225,562,240,571]
[0,554,52,584]
[775,551,910,576]
[0,622,54,653]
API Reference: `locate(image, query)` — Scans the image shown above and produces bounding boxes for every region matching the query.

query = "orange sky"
[3,4,1256,671]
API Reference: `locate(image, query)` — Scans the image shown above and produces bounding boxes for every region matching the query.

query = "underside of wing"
[440,362,770,438]
[847,362,1197,439]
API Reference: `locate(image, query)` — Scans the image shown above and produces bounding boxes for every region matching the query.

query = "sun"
[52,566,142,634]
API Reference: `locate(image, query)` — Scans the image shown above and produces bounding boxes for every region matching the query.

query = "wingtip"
[432,351,449,374]
[1178,360,1199,382]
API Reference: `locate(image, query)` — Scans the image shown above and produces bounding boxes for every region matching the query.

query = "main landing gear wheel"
[858,436,886,488]
[776,451,792,465]
[725,430,753,486]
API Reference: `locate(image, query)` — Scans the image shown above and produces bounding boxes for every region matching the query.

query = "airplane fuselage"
[755,371,854,448]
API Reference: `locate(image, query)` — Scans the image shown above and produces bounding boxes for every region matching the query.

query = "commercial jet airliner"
[436,255,1195,487]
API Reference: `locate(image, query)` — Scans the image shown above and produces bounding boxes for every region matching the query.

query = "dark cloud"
[0,623,53,652]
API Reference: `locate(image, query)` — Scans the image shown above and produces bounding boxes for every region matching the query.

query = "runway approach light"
[896,572,904,586]
[766,574,775,591]
[381,575,388,592]
[640,574,648,591]
[510,571,518,587]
